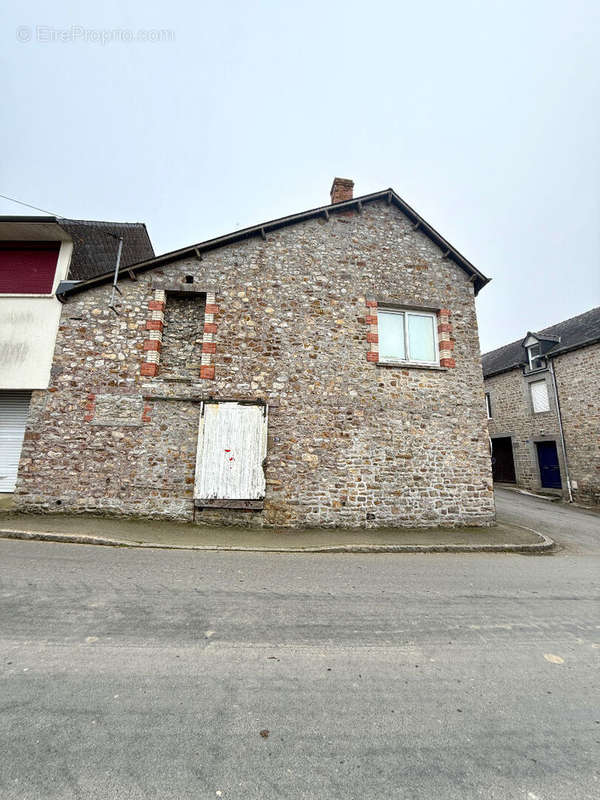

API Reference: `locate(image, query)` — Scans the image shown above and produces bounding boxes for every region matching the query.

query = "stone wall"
[15,199,495,527]
[484,341,600,505]
[553,342,600,505]
[485,368,565,492]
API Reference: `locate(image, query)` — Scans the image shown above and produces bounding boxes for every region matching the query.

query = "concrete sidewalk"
[0,511,553,553]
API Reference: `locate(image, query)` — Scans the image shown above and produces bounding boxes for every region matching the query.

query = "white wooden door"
[194,402,268,507]
[0,391,32,492]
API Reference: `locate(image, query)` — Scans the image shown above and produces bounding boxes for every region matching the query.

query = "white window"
[485,392,492,419]
[527,344,544,371]
[530,380,550,413]
[377,309,439,365]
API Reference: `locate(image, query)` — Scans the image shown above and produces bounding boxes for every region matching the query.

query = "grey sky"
[2,0,599,352]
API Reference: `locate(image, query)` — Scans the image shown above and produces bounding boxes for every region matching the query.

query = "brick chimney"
[330,177,354,205]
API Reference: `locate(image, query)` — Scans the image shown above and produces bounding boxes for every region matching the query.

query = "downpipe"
[549,359,573,503]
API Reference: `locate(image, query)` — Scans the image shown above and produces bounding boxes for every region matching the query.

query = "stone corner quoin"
[15,199,495,529]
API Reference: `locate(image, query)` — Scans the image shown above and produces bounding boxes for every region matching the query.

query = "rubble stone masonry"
[15,200,495,527]
[554,342,600,505]
[485,341,600,505]
[485,369,564,491]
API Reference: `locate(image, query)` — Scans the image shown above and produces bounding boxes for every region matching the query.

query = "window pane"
[378,311,405,361]
[485,393,492,418]
[407,314,436,362]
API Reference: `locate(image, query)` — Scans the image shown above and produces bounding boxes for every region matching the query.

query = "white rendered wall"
[0,241,73,389]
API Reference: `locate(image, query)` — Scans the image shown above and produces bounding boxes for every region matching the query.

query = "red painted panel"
[0,242,61,294]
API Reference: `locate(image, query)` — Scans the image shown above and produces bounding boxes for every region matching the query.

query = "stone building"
[483,306,600,506]
[14,179,495,528]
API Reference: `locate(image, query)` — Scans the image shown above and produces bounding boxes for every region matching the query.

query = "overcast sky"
[2,0,599,352]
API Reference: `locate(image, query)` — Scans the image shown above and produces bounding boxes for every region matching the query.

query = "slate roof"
[57,188,491,298]
[58,219,154,282]
[482,306,600,378]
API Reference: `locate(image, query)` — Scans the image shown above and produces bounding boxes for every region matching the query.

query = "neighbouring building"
[13,179,495,528]
[482,306,600,506]
[0,217,154,496]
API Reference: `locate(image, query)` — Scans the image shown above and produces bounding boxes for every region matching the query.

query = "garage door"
[0,391,32,492]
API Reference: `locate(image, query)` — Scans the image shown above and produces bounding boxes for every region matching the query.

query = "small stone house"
[14,179,495,528]
[482,306,600,505]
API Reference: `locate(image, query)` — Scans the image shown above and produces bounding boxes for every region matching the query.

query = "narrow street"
[1,489,598,800]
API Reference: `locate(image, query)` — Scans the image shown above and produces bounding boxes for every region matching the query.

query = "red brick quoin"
[140,290,166,377]
[364,298,379,363]
[437,308,455,368]
[83,392,96,422]
[199,291,219,380]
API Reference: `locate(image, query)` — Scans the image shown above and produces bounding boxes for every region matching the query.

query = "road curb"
[0,524,555,554]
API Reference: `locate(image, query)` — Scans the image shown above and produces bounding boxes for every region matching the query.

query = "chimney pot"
[330,177,354,205]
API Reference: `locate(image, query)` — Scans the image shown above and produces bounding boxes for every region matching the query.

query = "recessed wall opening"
[160,293,206,378]
[491,436,516,484]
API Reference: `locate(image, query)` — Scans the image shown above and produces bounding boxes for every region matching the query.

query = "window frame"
[527,343,545,371]
[377,307,440,367]
[485,392,492,419]
[529,378,550,414]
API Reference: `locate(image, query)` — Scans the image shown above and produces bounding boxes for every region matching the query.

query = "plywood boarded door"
[194,402,268,508]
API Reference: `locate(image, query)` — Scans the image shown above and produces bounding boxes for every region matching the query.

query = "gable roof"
[482,306,600,378]
[57,219,154,281]
[57,188,490,298]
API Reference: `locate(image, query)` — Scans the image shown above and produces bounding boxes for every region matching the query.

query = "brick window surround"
[364,298,455,368]
[200,291,218,380]
[140,289,219,380]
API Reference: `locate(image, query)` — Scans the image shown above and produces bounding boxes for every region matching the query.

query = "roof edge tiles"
[56,189,490,298]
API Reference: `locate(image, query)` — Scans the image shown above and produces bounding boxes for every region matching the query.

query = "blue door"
[536,441,562,489]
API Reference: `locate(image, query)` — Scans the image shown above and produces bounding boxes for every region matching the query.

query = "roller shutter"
[0,243,60,294]
[0,391,32,492]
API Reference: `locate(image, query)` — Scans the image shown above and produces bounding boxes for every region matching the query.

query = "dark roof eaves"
[0,215,58,223]
[547,334,600,360]
[57,189,490,299]
[483,363,523,380]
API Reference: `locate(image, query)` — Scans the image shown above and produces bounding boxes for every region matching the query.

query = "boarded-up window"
[194,402,268,508]
[530,380,550,413]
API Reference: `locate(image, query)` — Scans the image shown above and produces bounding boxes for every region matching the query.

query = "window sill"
[195,499,264,510]
[376,361,447,372]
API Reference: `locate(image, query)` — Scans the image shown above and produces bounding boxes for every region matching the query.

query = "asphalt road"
[1,489,598,800]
